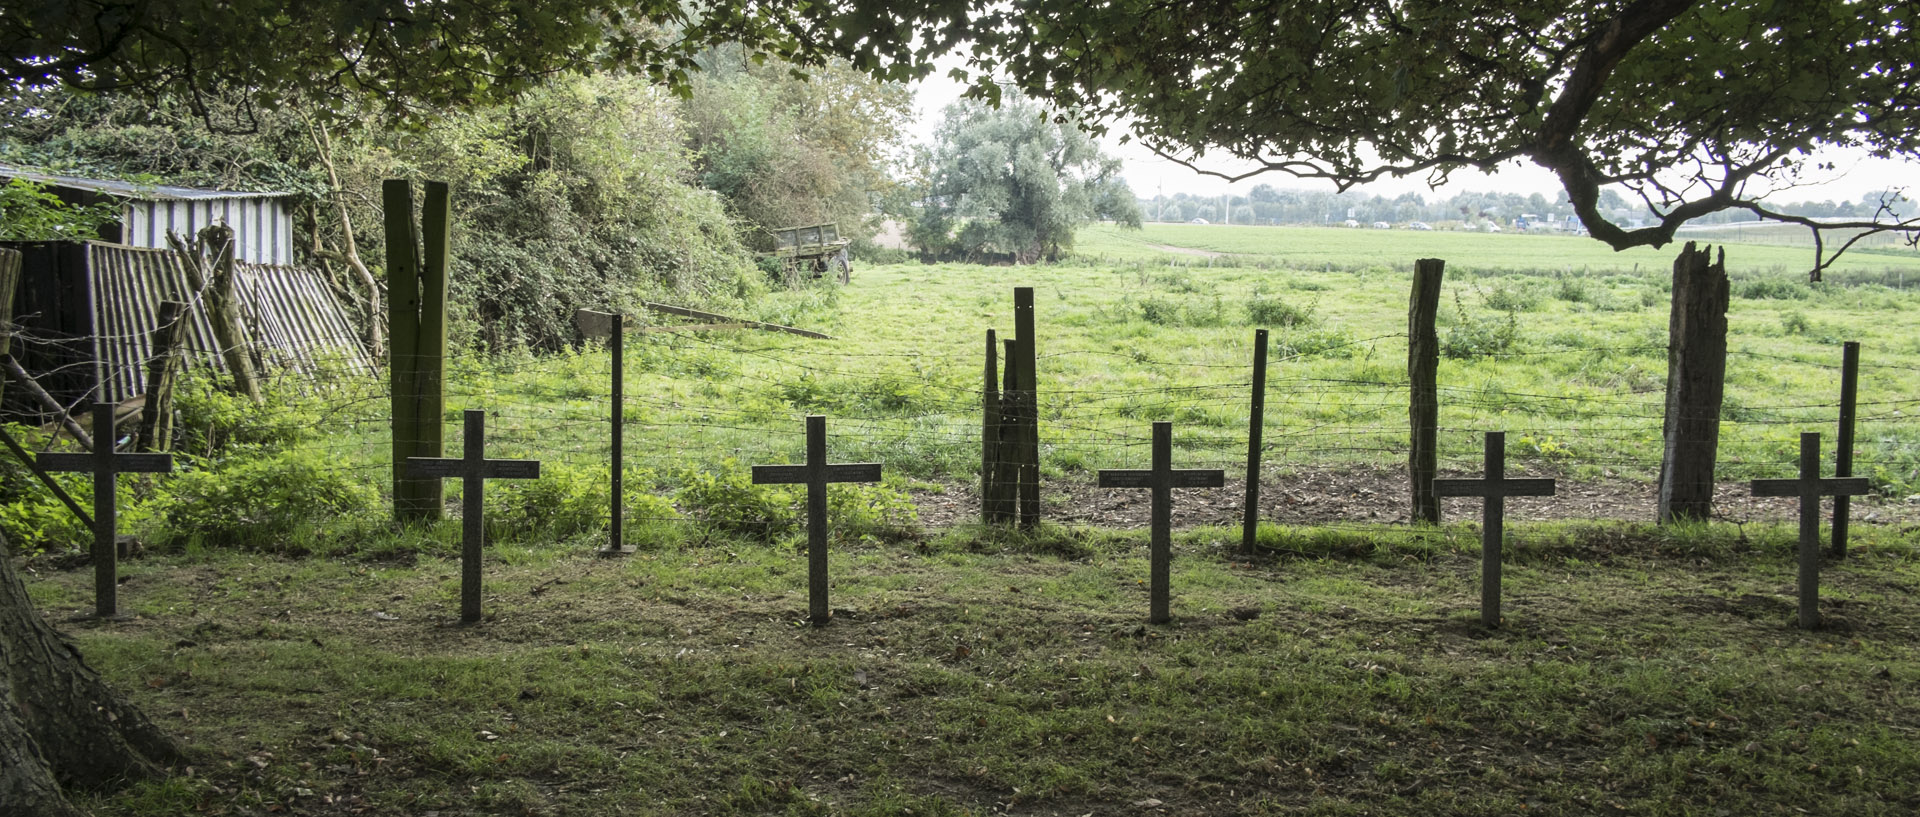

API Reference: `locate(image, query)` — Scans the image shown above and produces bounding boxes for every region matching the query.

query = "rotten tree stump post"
[1435,431,1556,628]
[1752,432,1871,630]
[406,410,541,624]
[752,415,883,626]
[1098,422,1225,624]
[39,403,174,618]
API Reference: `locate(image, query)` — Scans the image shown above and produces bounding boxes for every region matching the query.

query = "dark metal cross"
[1751,432,1871,629]
[1434,431,1556,627]
[39,402,173,618]
[406,410,541,624]
[1098,421,1226,624]
[752,415,882,626]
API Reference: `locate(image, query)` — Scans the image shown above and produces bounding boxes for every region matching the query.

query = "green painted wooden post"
[386,179,447,522]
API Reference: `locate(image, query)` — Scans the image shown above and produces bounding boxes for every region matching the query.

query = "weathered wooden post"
[1435,432,1556,627]
[751,415,883,625]
[1098,422,1226,624]
[136,301,188,452]
[1408,259,1444,524]
[387,180,451,523]
[1832,341,1861,558]
[1657,243,1729,523]
[992,336,1024,523]
[1014,287,1040,529]
[1242,328,1268,555]
[982,328,1004,524]
[40,404,174,618]
[406,410,541,624]
[1752,432,1871,629]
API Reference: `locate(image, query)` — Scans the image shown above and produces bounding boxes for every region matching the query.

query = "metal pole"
[1242,329,1268,555]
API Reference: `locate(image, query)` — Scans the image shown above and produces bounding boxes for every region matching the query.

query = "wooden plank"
[404,457,541,480]
[750,463,883,485]
[1097,470,1226,489]
[39,452,175,473]
[1433,478,1557,498]
[1750,477,1871,498]
[641,301,833,340]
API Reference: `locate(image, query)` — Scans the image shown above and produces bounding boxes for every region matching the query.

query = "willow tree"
[806,0,1920,274]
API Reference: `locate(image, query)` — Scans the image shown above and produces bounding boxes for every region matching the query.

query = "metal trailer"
[767,222,852,284]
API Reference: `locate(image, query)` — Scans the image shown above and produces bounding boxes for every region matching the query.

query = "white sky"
[908,65,1920,207]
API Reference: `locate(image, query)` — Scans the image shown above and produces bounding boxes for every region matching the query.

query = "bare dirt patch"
[913,466,1920,531]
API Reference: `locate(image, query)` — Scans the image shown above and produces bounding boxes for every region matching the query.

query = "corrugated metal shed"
[0,165,295,265]
[84,242,372,403]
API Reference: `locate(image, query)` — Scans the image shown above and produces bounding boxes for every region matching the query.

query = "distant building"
[0,165,295,264]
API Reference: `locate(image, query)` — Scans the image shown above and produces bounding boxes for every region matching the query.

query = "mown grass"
[35,519,1920,816]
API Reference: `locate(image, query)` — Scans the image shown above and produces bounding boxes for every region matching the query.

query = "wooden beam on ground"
[641,301,833,340]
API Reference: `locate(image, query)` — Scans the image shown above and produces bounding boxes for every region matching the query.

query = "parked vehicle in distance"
[1189,218,1209,225]
[1409,221,1432,231]
[1372,221,1391,229]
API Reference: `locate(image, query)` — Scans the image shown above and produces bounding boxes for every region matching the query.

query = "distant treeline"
[1137,184,1909,228]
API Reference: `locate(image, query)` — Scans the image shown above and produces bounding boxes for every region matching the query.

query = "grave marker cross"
[752,415,882,625]
[406,410,541,624]
[1434,431,1556,627]
[39,402,173,618]
[1098,421,1226,624]
[1751,432,1871,629]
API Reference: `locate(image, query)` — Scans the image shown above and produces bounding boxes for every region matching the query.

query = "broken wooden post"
[172,225,262,402]
[603,312,633,556]
[1832,341,1861,559]
[990,336,1024,524]
[1657,243,1729,523]
[136,301,188,452]
[1098,422,1226,624]
[982,328,1005,524]
[752,415,883,626]
[1408,259,1444,524]
[39,403,174,618]
[1752,432,1870,630]
[1434,431,1556,628]
[1014,288,1040,529]
[406,410,541,624]
[387,180,450,523]
[1242,328,1268,556]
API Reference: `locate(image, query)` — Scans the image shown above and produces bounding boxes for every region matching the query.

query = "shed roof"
[0,164,292,202]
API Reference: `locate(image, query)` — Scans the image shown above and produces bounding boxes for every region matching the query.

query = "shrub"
[486,462,613,541]
[1246,292,1318,328]
[826,483,921,544]
[155,450,376,552]
[1441,295,1522,359]
[1737,278,1810,300]
[1482,281,1540,312]
[673,458,797,542]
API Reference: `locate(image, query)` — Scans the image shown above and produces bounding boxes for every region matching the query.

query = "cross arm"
[1433,478,1557,498]
[38,452,174,474]
[1750,477,1873,498]
[406,457,542,480]
[1097,470,1226,489]
[751,463,884,485]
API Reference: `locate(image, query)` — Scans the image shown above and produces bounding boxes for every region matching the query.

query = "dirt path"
[913,465,1920,531]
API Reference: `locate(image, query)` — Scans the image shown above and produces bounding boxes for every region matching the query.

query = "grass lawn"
[39,521,1920,816]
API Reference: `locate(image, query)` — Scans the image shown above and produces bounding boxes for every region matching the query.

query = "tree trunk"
[0,533,181,816]
[1657,242,1730,523]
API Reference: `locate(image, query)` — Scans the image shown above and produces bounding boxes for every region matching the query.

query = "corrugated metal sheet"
[0,165,295,265]
[84,242,372,403]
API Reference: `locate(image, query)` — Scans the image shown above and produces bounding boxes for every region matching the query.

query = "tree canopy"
[804,0,1920,273]
[1,0,799,120]
[909,93,1139,263]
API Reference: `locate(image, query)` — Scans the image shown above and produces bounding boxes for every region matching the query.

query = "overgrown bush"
[155,449,376,552]
[1737,278,1811,300]
[1441,295,1522,359]
[673,459,797,542]
[826,483,921,544]
[1246,292,1318,328]
[486,462,612,541]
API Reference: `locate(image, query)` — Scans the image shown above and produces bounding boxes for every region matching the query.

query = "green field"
[24,224,1920,817]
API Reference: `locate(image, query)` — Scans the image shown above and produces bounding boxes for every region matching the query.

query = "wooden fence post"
[1657,243,1729,523]
[171,226,260,402]
[135,301,187,452]
[993,338,1023,523]
[982,328,1003,524]
[1408,259,1444,524]
[387,180,448,522]
[1014,287,1040,529]
[1832,341,1860,558]
[1242,328,1268,555]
